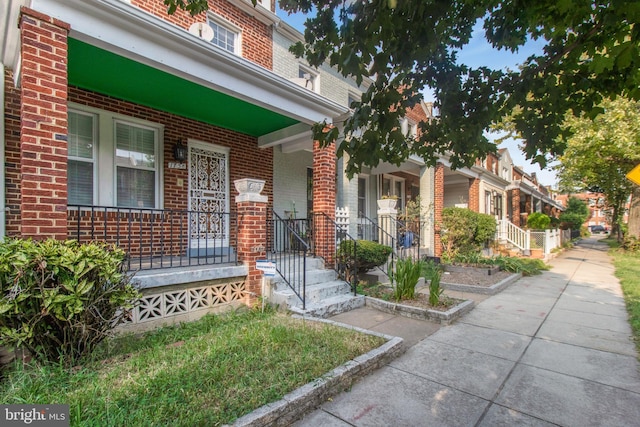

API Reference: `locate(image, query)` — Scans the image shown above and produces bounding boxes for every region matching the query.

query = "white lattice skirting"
[123,280,246,327]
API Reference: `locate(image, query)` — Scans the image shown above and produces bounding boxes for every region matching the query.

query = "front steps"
[269,257,364,318]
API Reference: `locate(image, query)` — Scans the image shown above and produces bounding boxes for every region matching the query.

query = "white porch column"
[377,200,397,248]
[419,165,435,256]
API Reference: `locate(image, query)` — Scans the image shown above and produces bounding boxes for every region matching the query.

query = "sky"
[276,7,558,187]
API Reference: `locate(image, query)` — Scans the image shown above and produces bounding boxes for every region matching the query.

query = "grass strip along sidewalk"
[0,308,384,426]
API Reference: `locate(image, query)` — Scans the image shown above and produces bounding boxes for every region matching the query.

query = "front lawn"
[606,239,640,354]
[0,308,384,426]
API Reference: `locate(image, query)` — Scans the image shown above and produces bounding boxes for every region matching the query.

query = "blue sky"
[276,7,558,186]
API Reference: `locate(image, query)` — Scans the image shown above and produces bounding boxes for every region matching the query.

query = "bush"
[491,256,549,276]
[0,239,140,365]
[392,257,424,301]
[440,207,497,260]
[527,212,551,229]
[336,240,392,276]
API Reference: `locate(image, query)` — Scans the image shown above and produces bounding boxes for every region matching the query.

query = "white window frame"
[67,103,164,209]
[67,109,98,205]
[357,174,369,218]
[381,174,405,208]
[207,14,242,55]
[255,0,271,10]
[114,119,161,209]
[347,91,360,110]
[298,64,320,93]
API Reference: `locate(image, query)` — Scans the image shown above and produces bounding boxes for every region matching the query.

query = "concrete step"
[272,280,351,307]
[272,268,338,290]
[289,294,366,318]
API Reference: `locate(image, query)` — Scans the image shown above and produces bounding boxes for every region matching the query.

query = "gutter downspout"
[0,63,5,238]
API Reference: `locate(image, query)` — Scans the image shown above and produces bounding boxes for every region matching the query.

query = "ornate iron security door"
[188,142,230,256]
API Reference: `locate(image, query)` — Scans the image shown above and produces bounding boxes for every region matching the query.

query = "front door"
[188,141,230,256]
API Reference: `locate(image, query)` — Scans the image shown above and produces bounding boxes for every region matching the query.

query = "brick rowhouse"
[19,7,70,239]
[468,177,480,212]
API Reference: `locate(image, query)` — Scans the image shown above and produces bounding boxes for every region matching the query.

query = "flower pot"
[377,199,397,210]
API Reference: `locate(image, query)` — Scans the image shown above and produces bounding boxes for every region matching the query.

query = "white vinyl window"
[115,121,158,208]
[68,110,96,205]
[67,104,163,209]
[208,16,241,54]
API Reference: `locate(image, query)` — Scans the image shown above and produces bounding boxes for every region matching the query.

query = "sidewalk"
[294,238,640,426]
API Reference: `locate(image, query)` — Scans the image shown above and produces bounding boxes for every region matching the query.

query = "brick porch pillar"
[468,177,480,212]
[434,163,444,257]
[235,178,268,307]
[510,189,521,224]
[19,8,70,240]
[312,140,336,265]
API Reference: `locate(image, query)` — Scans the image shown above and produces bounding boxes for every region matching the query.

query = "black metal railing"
[358,212,396,279]
[268,211,309,309]
[68,205,238,271]
[312,212,358,296]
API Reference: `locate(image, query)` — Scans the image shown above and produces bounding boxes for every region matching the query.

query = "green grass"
[0,308,385,426]
[605,238,640,354]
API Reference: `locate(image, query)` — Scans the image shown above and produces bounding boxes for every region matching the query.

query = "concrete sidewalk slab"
[427,323,531,361]
[520,339,640,393]
[536,319,637,356]
[460,307,545,336]
[391,340,516,400]
[545,307,633,333]
[479,404,559,427]
[495,364,640,427]
[318,366,489,426]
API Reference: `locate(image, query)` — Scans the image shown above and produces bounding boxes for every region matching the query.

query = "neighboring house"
[506,166,563,227]
[555,192,629,231]
[1,0,347,327]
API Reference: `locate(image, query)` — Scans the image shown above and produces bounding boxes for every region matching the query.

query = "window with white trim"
[115,121,158,208]
[68,111,96,205]
[208,15,241,54]
[67,105,163,209]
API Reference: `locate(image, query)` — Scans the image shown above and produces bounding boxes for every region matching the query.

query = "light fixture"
[173,140,187,162]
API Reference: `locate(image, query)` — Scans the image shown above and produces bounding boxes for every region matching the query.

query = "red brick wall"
[236,199,267,306]
[312,140,336,264]
[130,0,273,70]
[434,163,444,257]
[468,177,480,212]
[3,70,21,237]
[509,189,521,225]
[19,8,70,239]
[64,87,273,252]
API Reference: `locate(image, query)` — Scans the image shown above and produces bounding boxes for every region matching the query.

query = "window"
[208,16,240,54]
[348,92,360,110]
[381,175,404,208]
[115,121,158,208]
[68,111,96,205]
[67,104,163,209]
[358,177,367,217]
[485,191,493,215]
[299,66,319,92]
[494,194,503,218]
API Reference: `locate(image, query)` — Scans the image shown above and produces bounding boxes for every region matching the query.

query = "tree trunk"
[627,185,640,238]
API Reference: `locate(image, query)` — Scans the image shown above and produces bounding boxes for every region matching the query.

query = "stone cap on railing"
[235,178,268,203]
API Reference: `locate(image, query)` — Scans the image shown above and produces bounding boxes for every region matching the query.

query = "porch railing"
[497,219,530,251]
[267,211,308,309]
[68,205,238,271]
[312,212,358,296]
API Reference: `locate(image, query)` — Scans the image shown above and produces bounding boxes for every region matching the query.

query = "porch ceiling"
[68,39,299,137]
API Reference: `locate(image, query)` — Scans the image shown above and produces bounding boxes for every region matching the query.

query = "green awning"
[68,38,299,137]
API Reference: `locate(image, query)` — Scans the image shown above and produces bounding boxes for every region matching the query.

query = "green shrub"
[392,257,424,301]
[441,207,496,260]
[336,240,392,275]
[491,256,549,276]
[527,212,551,229]
[0,239,140,365]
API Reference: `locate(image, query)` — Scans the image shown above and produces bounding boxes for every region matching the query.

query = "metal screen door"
[188,142,229,253]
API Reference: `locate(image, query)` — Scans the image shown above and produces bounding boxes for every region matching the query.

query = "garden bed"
[442,271,522,295]
[363,292,474,325]
[443,263,501,275]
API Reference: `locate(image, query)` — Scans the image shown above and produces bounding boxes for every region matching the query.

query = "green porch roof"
[67,38,299,137]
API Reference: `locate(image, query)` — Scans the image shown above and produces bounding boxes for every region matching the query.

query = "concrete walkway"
[294,238,640,426]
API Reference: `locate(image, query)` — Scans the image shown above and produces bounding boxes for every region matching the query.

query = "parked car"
[590,225,607,234]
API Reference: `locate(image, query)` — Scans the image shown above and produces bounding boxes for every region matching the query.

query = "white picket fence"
[497,220,571,255]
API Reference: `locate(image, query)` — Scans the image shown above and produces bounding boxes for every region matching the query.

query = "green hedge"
[336,240,392,275]
[441,207,497,260]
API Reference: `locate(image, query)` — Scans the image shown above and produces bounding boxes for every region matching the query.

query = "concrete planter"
[364,296,474,325]
[442,273,522,295]
[376,198,397,210]
[443,264,501,276]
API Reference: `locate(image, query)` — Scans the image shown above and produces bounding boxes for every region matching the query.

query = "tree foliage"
[558,196,590,230]
[557,97,640,239]
[164,0,640,177]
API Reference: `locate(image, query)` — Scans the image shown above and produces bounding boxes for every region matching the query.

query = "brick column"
[510,189,520,224]
[235,178,268,307]
[312,140,336,264]
[434,163,444,257]
[19,8,70,239]
[468,177,480,212]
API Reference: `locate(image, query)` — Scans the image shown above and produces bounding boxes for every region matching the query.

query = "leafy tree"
[163,1,640,177]
[527,212,551,230]
[558,197,590,230]
[557,97,640,240]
